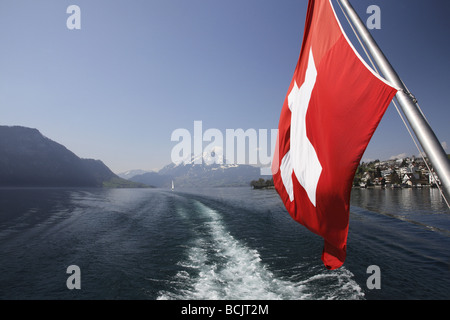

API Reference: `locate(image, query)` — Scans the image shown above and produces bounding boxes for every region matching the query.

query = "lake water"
[0,186,448,300]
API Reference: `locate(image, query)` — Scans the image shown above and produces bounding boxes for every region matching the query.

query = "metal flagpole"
[338,0,450,201]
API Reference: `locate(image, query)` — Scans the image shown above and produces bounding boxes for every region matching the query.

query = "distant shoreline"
[352,184,437,189]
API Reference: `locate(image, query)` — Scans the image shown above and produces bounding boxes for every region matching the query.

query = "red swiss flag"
[272,0,398,269]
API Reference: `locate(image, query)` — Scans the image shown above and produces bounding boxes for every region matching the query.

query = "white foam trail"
[158,201,364,300]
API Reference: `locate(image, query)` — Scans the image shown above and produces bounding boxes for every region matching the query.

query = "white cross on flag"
[272,0,398,270]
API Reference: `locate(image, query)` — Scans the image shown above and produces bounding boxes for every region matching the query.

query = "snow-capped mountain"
[129,153,268,188]
[117,169,151,180]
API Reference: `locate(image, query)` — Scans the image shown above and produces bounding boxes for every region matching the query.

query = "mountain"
[130,157,267,188]
[0,125,146,188]
[130,171,172,188]
[117,169,150,180]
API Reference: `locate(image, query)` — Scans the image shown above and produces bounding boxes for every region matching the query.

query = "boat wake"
[157,198,364,300]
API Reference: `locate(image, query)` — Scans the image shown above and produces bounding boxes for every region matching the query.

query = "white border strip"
[328,0,400,90]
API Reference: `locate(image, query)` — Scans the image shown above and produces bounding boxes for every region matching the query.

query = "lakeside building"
[355,156,443,188]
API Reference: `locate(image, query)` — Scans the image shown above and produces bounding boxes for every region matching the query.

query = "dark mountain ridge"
[0,125,144,188]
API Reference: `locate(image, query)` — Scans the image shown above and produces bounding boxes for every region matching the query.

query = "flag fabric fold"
[272,0,398,270]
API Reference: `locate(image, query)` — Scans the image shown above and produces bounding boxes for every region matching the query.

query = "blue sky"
[0,0,448,173]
